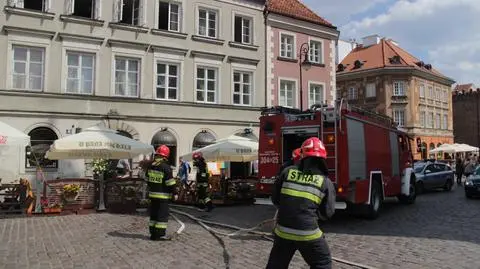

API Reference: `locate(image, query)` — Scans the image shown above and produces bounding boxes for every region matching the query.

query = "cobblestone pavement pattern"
[0,184,478,269]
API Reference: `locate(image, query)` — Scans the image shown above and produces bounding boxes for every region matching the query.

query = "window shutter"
[114,0,123,22]
[94,0,101,19]
[65,0,74,15]
[44,0,52,12]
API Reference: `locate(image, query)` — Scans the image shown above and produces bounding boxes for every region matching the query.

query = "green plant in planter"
[62,184,81,202]
[123,186,137,201]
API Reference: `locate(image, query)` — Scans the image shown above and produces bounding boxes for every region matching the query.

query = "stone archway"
[99,119,140,140]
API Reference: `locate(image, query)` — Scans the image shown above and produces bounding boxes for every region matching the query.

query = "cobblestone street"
[0,184,478,269]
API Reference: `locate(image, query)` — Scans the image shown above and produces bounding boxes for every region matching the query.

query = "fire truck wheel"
[365,181,382,220]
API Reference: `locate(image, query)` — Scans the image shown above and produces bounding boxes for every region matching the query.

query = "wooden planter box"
[43,208,62,214]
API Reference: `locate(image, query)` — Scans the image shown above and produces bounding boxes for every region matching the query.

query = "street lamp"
[299,42,312,111]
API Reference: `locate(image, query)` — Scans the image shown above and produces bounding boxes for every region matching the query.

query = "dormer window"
[425,64,432,70]
[353,60,363,69]
[337,64,345,72]
[389,55,401,64]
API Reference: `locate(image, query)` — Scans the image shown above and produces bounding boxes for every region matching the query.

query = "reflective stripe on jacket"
[146,158,174,200]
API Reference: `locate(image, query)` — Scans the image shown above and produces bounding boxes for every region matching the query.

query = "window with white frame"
[234,15,252,44]
[308,83,324,107]
[158,1,181,32]
[428,86,434,99]
[393,109,405,127]
[280,34,294,59]
[115,0,142,26]
[233,71,252,105]
[66,52,95,94]
[435,113,441,128]
[393,81,406,96]
[279,80,295,107]
[12,46,45,91]
[198,8,218,38]
[435,88,440,100]
[348,87,358,100]
[420,111,426,128]
[196,67,217,103]
[114,57,140,97]
[366,83,376,98]
[443,114,448,129]
[308,40,322,64]
[156,62,179,100]
[419,84,425,98]
[64,0,100,19]
[427,112,434,128]
[10,0,50,12]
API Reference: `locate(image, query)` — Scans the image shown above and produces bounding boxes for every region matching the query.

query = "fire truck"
[257,99,417,219]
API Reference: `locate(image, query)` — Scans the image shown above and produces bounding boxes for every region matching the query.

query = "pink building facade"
[265,3,339,109]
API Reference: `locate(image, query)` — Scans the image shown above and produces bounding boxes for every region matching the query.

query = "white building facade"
[0,0,265,180]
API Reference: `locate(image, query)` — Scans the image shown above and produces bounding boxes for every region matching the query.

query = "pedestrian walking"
[455,157,464,185]
[146,145,177,241]
[177,157,191,186]
[266,137,336,269]
[192,152,214,212]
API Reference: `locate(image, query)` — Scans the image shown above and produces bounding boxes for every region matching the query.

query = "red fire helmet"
[292,148,302,162]
[155,145,170,158]
[301,137,327,159]
[192,151,203,160]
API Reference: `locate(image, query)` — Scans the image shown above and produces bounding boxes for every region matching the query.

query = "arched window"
[117,130,133,139]
[421,142,427,159]
[437,143,443,159]
[151,129,177,166]
[192,131,216,151]
[27,127,58,168]
[429,143,436,158]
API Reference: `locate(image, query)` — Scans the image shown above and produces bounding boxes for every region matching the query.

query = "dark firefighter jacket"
[195,160,209,185]
[146,158,176,200]
[272,160,336,241]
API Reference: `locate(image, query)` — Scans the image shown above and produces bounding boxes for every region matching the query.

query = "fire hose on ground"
[169,204,378,269]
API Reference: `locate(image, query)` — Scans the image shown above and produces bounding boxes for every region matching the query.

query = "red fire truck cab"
[257,100,417,219]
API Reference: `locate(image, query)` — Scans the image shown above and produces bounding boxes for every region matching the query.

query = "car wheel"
[443,178,453,192]
[365,181,382,220]
[416,181,425,194]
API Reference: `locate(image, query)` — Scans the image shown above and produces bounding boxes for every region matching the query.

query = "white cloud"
[337,0,480,85]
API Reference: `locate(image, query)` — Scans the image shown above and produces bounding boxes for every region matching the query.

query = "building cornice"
[152,45,188,56]
[227,56,260,66]
[215,0,264,10]
[58,33,105,45]
[337,67,455,86]
[107,39,150,51]
[266,13,339,40]
[2,25,56,39]
[190,50,226,61]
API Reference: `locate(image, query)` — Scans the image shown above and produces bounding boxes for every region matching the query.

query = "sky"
[303,0,480,86]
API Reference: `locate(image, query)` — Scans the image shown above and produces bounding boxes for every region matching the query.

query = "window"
[27,127,58,169]
[11,0,49,12]
[156,63,179,100]
[196,67,217,103]
[198,8,217,38]
[309,40,322,64]
[280,34,294,59]
[348,87,358,100]
[66,52,95,94]
[308,83,324,107]
[427,112,434,128]
[114,57,140,97]
[393,81,406,96]
[118,0,141,25]
[366,83,376,98]
[443,114,448,129]
[393,110,405,127]
[419,84,425,98]
[66,0,99,19]
[158,1,181,32]
[233,71,252,105]
[12,46,45,91]
[435,113,441,129]
[428,86,434,99]
[435,88,441,100]
[234,15,252,44]
[279,80,295,108]
[420,111,426,128]
[151,129,177,166]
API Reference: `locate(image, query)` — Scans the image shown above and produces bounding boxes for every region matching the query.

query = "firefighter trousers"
[149,198,169,239]
[266,235,332,269]
[196,183,212,210]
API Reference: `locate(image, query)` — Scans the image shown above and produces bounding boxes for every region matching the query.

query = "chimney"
[362,34,381,47]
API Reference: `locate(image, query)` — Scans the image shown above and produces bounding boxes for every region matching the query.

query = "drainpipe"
[264,8,269,108]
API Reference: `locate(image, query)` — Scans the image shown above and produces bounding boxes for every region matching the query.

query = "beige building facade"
[0,0,265,180]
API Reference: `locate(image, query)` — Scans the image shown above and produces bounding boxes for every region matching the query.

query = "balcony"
[391,95,408,104]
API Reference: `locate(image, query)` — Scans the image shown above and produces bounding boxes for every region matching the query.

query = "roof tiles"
[266,0,335,28]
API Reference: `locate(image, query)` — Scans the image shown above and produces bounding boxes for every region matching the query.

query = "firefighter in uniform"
[278,148,302,177]
[266,137,336,269]
[146,145,177,241]
[192,152,214,212]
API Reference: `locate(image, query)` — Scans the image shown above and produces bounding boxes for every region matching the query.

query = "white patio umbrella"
[45,125,154,211]
[46,125,154,160]
[181,134,258,162]
[429,144,457,154]
[0,120,30,146]
[455,144,479,153]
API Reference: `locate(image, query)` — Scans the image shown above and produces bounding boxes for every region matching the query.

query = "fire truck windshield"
[282,132,318,164]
